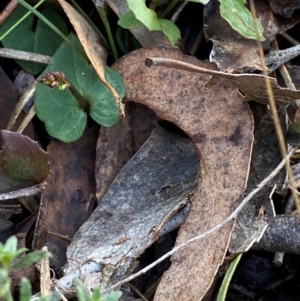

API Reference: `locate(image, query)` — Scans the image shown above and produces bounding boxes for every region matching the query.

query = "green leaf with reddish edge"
[1,130,50,183]
[0,6,68,74]
[35,34,126,143]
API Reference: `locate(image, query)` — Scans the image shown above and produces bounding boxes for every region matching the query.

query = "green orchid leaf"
[35,34,125,143]
[219,0,265,41]
[0,6,68,74]
[126,0,161,31]
[118,11,142,29]
[159,19,181,46]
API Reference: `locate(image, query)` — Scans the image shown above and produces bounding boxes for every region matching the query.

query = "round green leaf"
[35,85,87,142]
[0,6,68,74]
[35,34,124,142]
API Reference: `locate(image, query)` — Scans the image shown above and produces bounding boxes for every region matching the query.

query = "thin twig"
[110,148,294,290]
[7,81,37,131]
[17,105,36,134]
[250,1,300,213]
[0,182,47,201]
[0,48,52,64]
[0,0,18,25]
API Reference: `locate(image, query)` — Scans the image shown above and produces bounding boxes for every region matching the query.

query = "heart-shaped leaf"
[0,130,50,193]
[35,34,126,143]
[0,6,68,74]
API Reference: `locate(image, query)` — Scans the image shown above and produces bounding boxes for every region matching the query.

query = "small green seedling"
[118,0,264,45]
[118,0,180,46]
[0,236,52,301]
[73,278,122,301]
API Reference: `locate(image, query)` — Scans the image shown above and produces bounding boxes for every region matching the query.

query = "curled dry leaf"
[147,56,300,105]
[113,46,254,300]
[57,0,124,116]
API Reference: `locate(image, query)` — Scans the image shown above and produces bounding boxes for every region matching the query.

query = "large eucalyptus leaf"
[35,34,126,143]
[0,6,68,74]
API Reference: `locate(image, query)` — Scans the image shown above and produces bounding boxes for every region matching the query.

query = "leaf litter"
[4,1,300,300]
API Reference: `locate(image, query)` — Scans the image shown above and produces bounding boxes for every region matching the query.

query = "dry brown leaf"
[59,125,199,295]
[0,66,34,144]
[113,46,254,300]
[33,126,98,269]
[147,56,300,105]
[267,0,300,18]
[96,103,158,203]
[57,0,124,116]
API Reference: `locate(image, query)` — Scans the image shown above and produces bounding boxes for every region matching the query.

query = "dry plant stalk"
[249,0,300,213]
[0,0,18,25]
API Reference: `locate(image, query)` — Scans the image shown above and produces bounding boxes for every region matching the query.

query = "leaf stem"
[160,0,179,18]
[98,6,118,60]
[68,84,90,113]
[0,0,45,41]
[216,253,242,301]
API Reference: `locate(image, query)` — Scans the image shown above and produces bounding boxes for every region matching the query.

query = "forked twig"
[110,148,294,290]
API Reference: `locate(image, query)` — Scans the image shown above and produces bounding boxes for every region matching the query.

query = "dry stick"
[170,0,188,22]
[0,182,46,201]
[280,32,299,47]
[250,1,300,213]
[17,105,36,134]
[7,81,37,131]
[0,0,18,25]
[110,148,294,290]
[0,48,52,64]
